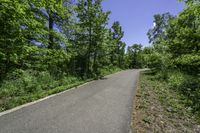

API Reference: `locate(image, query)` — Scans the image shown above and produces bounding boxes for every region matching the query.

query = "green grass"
[0,67,122,112]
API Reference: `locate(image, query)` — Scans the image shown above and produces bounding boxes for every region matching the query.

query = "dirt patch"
[132,72,200,133]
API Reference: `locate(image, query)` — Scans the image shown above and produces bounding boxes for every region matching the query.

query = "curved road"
[0,70,139,133]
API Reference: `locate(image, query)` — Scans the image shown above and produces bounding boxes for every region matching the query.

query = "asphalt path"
[0,69,139,133]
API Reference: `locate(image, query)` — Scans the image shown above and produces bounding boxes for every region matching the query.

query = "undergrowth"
[0,67,121,112]
[133,70,200,132]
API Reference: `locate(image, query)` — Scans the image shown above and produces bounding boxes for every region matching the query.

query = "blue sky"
[102,0,185,47]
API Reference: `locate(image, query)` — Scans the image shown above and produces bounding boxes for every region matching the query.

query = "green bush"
[168,71,199,93]
[0,69,85,99]
[0,66,121,111]
[60,76,80,85]
[0,70,56,98]
[100,66,121,76]
[168,71,200,112]
[168,71,186,89]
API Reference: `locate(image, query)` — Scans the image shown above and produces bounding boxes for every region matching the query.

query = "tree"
[43,0,71,49]
[178,0,200,5]
[111,21,125,67]
[75,0,110,77]
[0,0,46,79]
[145,13,175,74]
[165,3,200,75]
[147,13,174,44]
[126,44,143,68]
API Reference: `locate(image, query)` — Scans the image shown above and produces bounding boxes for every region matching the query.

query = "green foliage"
[100,66,121,76]
[0,69,80,110]
[147,13,174,44]
[166,72,200,117]
[0,67,121,111]
[168,71,188,89]
[0,0,127,111]
[145,3,200,75]
[110,21,126,68]
[0,70,57,98]
[144,1,200,118]
[74,0,117,77]
[126,44,144,68]
[165,3,200,75]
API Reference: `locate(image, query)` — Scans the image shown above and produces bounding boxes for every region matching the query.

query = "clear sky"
[102,0,185,47]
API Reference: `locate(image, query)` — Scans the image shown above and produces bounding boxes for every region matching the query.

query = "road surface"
[0,70,139,133]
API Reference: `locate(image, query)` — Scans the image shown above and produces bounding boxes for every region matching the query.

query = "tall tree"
[147,13,174,44]
[76,0,110,77]
[111,21,125,67]
[0,0,46,79]
[165,3,200,75]
[29,0,71,49]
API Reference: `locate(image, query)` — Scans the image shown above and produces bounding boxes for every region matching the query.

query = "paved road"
[0,70,139,133]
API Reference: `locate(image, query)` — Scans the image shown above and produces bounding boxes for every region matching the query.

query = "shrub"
[168,71,200,112]
[168,71,186,90]
[0,70,57,98]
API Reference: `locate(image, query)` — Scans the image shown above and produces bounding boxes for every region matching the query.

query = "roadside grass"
[0,67,121,112]
[132,70,200,132]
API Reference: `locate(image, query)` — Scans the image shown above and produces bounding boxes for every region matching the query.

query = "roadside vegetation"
[0,1,199,131]
[132,71,200,132]
[0,66,121,112]
[132,0,200,131]
[0,0,131,112]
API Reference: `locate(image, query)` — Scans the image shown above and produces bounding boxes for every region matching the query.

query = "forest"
[0,0,199,119]
[0,0,135,111]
